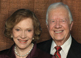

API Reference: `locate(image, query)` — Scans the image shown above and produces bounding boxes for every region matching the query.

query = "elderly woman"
[0,9,52,58]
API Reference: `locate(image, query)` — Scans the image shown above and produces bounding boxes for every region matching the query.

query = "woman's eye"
[16,29,20,31]
[28,30,31,32]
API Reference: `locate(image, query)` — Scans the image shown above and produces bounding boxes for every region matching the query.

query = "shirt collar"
[51,35,72,54]
[61,35,72,54]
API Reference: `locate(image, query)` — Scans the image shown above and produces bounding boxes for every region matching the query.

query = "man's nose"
[55,21,61,28]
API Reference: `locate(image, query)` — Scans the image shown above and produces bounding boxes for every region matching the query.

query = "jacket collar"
[50,37,81,58]
[47,38,53,53]
[6,44,38,58]
[67,37,81,58]
[6,44,16,58]
[6,43,40,58]
[27,43,39,58]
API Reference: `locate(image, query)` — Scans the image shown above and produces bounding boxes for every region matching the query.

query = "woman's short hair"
[4,9,41,42]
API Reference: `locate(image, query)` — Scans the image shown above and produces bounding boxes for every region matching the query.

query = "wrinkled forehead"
[49,7,69,18]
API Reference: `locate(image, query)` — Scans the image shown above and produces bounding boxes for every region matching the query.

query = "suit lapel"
[37,38,52,54]
[44,39,52,53]
[49,38,81,58]
[45,38,52,53]
[67,38,80,58]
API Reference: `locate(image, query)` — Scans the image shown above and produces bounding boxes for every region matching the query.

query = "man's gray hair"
[46,2,73,25]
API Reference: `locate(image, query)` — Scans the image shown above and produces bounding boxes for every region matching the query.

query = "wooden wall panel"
[0,0,34,51]
[0,0,81,51]
[63,0,81,43]
[33,0,62,42]
[34,0,51,42]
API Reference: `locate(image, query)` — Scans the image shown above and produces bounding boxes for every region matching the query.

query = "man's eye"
[52,21,55,22]
[61,20,66,22]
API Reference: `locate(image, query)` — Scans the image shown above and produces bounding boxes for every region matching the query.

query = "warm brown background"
[0,0,81,51]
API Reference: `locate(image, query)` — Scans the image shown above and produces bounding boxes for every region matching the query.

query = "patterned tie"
[54,46,62,58]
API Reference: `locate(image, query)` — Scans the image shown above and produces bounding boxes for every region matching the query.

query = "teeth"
[19,40,27,42]
[55,31,62,33]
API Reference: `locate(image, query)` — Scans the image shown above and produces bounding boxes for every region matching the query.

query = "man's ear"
[46,24,48,29]
[70,21,73,30]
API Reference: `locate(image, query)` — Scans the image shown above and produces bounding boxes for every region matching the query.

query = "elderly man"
[37,2,81,58]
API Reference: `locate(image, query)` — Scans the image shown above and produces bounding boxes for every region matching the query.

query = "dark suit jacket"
[37,38,81,58]
[0,43,52,58]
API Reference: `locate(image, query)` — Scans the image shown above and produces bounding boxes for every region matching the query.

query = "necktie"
[54,46,62,58]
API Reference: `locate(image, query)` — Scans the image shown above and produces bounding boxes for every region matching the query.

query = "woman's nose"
[20,31,26,39]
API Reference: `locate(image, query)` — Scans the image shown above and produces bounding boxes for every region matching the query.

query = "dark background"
[0,0,81,51]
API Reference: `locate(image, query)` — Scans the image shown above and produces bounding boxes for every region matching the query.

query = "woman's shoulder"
[0,49,10,58]
[0,44,14,55]
[0,49,9,55]
[0,45,15,58]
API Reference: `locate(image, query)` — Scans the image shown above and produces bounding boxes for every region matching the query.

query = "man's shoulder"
[37,48,52,58]
[72,38,81,47]
[72,38,81,52]
[37,39,52,53]
[67,38,81,58]
[37,39,52,48]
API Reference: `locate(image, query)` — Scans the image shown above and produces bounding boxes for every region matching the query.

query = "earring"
[33,38,34,40]
[11,35,13,38]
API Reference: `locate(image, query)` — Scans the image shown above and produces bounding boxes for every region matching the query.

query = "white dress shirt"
[50,35,72,58]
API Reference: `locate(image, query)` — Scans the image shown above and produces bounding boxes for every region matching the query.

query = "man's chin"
[53,38,64,41]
